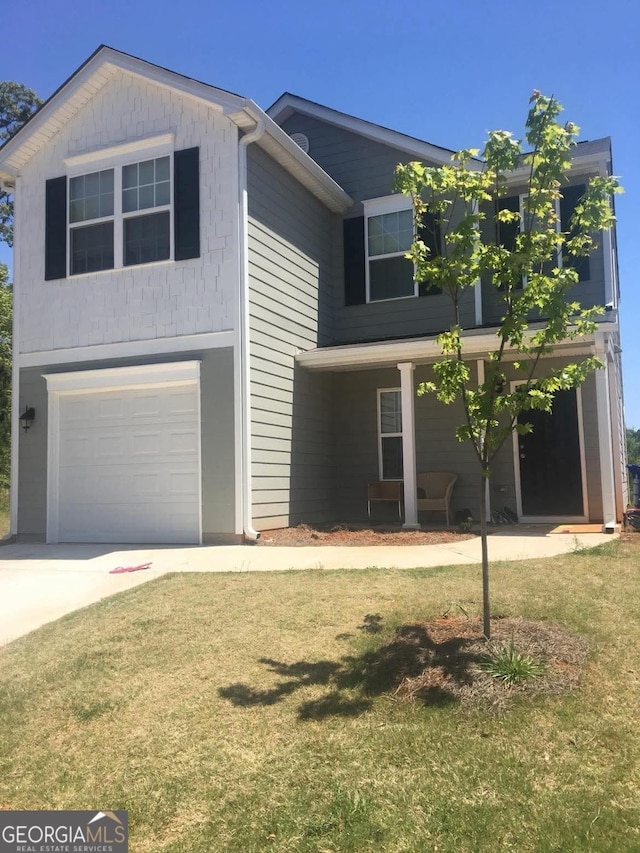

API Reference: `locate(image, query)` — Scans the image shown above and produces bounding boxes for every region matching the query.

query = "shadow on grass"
[218,614,486,720]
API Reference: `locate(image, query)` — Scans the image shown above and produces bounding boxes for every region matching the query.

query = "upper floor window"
[367,206,415,301]
[343,195,441,306]
[45,144,200,282]
[68,156,171,276]
[483,186,590,288]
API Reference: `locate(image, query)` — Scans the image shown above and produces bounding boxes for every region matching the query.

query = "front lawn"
[1,539,639,851]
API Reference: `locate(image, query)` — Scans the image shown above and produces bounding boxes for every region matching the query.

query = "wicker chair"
[367,480,404,519]
[416,472,457,527]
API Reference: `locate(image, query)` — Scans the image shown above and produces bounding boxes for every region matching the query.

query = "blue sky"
[2,0,638,422]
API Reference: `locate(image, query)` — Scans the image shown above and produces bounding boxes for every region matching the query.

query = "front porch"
[287,330,622,532]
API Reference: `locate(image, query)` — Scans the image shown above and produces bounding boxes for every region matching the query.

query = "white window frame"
[65,135,175,277]
[364,195,417,303]
[377,387,403,480]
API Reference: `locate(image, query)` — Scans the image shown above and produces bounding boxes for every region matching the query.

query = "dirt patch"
[382,616,588,712]
[258,523,475,547]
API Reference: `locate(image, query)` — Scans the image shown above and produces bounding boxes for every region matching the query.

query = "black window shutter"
[45,176,67,280]
[560,183,590,281]
[174,147,200,261]
[498,195,520,252]
[494,195,522,291]
[343,217,366,305]
[418,212,442,296]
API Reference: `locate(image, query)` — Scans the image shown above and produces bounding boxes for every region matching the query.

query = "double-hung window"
[69,155,172,275]
[45,139,199,281]
[365,197,415,302]
[122,156,171,267]
[378,389,403,480]
[69,169,115,275]
[362,195,441,302]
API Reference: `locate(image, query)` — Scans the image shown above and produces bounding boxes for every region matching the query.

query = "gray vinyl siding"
[16,348,236,542]
[16,368,48,538]
[280,114,444,205]
[332,367,487,523]
[247,145,338,529]
[280,113,476,344]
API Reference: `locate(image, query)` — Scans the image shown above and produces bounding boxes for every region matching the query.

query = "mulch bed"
[383,616,588,712]
[258,523,475,547]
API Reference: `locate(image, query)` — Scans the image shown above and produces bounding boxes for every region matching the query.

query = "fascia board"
[296,330,597,371]
[234,102,353,213]
[268,93,482,170]
[0,47,247,173]
[502,142,613,187]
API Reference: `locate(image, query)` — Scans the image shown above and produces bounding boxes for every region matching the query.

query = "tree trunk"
[479,470,491,638]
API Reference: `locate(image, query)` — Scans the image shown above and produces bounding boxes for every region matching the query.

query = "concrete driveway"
[0,529,614,646]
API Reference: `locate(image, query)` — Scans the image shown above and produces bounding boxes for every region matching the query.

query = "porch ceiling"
[296,329,598,372]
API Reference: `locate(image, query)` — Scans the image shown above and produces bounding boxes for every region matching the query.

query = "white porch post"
[398,361,419,529]
[595,336,617,531]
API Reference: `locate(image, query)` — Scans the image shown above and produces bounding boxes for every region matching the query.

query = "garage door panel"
[56,379,201,543]
[58,502,200,544]
[59,461,199,500]
[60,427,199,462]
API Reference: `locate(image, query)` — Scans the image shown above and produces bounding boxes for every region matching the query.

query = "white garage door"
[46,364,201,544]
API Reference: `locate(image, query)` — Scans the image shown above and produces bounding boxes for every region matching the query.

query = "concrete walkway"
[0,529,613,646]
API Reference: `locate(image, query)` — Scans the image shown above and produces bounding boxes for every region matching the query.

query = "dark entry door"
[517,388,584,516]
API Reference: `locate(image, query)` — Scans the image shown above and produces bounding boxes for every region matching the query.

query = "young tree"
[0,81,42,246]
[395,92,622,638]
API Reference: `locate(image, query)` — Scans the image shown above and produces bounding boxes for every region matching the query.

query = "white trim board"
[19,330,235,368]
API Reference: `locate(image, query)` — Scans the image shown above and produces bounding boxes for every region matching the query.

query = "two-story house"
[0,46,626,544]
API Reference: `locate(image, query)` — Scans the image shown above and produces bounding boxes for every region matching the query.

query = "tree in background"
[395,92,621,638]
[0,82,42,245]
[627,428,640,467]
[0,82,41,494]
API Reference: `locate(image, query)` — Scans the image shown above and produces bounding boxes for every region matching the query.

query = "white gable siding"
[15,70,239,354]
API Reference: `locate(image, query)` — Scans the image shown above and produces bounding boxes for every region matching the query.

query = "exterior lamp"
[19,406,35,432]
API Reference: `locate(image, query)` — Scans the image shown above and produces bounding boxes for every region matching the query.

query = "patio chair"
[367,480,404,519]
[416,472,457,527]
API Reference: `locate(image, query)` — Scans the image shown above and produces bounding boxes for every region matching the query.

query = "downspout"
[238,119,265,541]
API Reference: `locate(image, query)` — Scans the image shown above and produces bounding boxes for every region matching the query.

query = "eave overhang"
[296,327,607,372]
[267,93,483,170]
[0,46,353,214]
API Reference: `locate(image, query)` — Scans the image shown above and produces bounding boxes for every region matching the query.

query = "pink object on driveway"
[109,562,152,574]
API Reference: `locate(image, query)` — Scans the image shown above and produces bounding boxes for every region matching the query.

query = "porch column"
[398,362,419,529]
[595,338,617,531]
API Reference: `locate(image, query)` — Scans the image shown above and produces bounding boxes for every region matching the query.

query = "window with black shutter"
[45,146,200,279]
[560,183,590,282]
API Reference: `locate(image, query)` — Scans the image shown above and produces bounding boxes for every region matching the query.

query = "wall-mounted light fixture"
[19,406,35,432]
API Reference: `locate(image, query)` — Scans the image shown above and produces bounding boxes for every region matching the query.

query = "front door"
[517,388,584,517]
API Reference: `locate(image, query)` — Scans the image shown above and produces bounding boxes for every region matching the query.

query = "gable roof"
[267,92,482,168]
[0,47,352,213]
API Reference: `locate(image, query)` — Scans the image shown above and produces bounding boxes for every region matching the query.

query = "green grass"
[1,538,640,851]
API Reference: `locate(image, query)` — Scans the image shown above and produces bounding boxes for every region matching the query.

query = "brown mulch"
[382,616,588,712]
[258,523,475,547]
